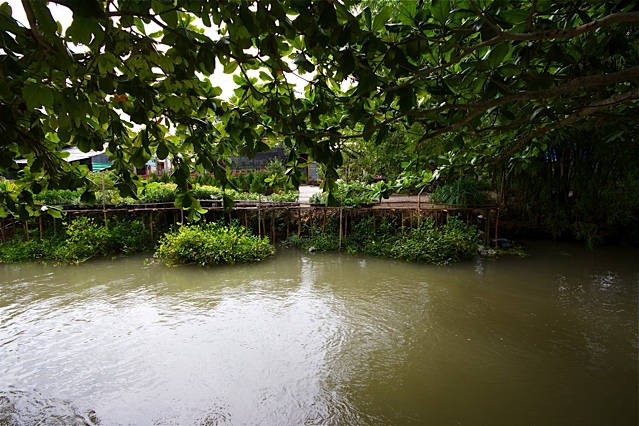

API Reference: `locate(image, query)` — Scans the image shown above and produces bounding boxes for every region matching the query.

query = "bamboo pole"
[322,208,326,232]
[258,194,262,237]
[297,208,301,238]
[102,173,108,228]
[418,193,421,227]
[339,206,343,249]
[484,208,490,246]
[39,216,43,240]
[271,210,275,242]
[495,170,506,244]
[150,211,154,239]
[262,210,267,240]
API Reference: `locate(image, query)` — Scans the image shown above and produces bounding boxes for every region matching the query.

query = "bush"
[139,182,176,203]
[191,185,223,200]
[287,215,479,265]
[0,217,153,264]
[155,221,275,266]
[431,177,490,206]
[309,181,379,207]
[34,189,81,205]
[285,227,340,252]
[54,217,153,262]
[0,237,62,263]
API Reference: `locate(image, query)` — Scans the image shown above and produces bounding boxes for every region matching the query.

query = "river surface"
[0,241,637,425]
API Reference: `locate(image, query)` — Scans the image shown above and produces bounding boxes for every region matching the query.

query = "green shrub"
[0,237,62,263]
[191,185,223,200]
[287,215,479,265]
[309,181,379,207]
[140,183,176,203]
[249,172,268,195]
[155,221,275,266]
[431,177,490,206]
[0,217,154,264]
[268,192,299,203]
[34,189,81,205]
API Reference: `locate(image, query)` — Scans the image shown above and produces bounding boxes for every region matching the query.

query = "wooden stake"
[102,173,108,228]
[271,210,275,242]
[258,195,262,237]
[39,216,43,240]
[322,208,326,232]
[150,211,154,239]
[339,206,343,249]
[297,209,301,238]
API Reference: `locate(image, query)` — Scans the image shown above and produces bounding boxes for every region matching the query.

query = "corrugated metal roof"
[15,146,106,164]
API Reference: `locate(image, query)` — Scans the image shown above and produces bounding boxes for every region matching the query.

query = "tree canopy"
[1,0,638,216]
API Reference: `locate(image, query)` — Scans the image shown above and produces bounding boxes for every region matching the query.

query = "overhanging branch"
[493,89,639,164]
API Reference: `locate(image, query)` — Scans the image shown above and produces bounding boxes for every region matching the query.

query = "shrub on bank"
[286,215,479,265]
[0,218,153,264]
[155,221,275,266]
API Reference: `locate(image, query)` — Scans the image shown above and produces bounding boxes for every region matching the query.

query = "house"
[17,146,172,175]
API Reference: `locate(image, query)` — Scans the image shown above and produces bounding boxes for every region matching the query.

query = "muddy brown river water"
[0,240,637,425]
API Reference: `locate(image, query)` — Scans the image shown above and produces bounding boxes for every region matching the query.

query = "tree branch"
[503,11,639,41]
[493,89,639,164]
[382,11,639,94]
[525,0,537,33]
[20,0,51,52]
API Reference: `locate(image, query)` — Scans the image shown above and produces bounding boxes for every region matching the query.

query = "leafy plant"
[309,181,380,207]
[287,215,479,265]
[155,221,275,266]
[139,183,177,203]
[431,177,490,206]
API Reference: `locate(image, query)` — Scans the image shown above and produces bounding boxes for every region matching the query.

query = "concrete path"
[298,185,322,203]
[297,185,430,205]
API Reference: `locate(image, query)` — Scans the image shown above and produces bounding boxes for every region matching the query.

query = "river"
[0,241,637,425]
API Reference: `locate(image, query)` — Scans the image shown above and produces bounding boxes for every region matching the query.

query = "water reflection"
[0,242,637,425]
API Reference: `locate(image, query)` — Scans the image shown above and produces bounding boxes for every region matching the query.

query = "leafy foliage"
[155,221,275,266]
[288,215,479,265]
[0,217,153,263]
[431,177,491,206]
[502,127,639,245]
[1,0,636,217]
[309,181,382,207]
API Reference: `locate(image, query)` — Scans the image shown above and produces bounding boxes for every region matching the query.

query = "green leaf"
[431,0,450,25]
[339,49,355,75]
[398,2,417,26]
[23,84,54,110]
[47,206,63,219]
[397,87,415,112]
[157,142,169,160]
[372,6,392,32]
[223,60,238,74]
[486,43,510,68]
[80,189,96,205]
[318,2,337,29]
[66,17,103,45]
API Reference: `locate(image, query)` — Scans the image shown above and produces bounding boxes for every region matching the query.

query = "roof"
[15,146,106,164]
